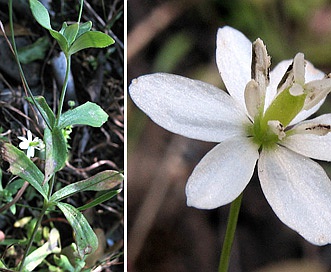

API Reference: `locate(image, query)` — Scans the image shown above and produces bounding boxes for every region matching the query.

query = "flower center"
[248,86,307,149]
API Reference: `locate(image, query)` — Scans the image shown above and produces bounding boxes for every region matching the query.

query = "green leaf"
[26,96,55,128]
[57,203,98,259]
[77,21,92,38]
[53,255,75,272]
[29,0,52,30]
[18,37,50,64]
[58,102,108,129]
[77,189,122,211]
[49,29,69,53]
[68,31,115,55]
[44,127,68,184]
[50,170,123,202]
[0,142,48,200]
[23,228,60,272]
[63,23,79,46]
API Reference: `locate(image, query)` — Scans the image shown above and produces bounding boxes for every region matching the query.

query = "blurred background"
[127,0,331,271]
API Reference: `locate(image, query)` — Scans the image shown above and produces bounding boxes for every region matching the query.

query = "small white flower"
[129,26,331,245]
[18,130,44,158]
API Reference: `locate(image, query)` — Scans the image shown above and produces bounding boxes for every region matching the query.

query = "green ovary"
[248,87,307,149]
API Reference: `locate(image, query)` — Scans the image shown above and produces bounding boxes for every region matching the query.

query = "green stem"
[55,55,71,126]
[18,203,49,272]
[77,0,84,24]
[8,0,51,130]
[47,175,56,200]
[218,193,243,272]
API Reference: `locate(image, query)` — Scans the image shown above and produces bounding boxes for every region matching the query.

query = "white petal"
[27,130,33,142]
[186,137,259,209]
[259,146,331,245]
[129,73,249,142]
[19,140,29,150]
[283,114,331,161]
[216,26,252,109]
[26,147,35,158]
[305,61,325,82]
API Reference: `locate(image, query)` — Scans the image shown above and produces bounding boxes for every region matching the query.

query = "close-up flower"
[129,26,331,246]
[17,129,44,159]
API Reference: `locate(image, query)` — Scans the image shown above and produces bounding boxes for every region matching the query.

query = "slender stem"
[55,55,71,126]
[77,0,84,24]
[8,0,51,130]
[18,203,49,271]
[218,193,243,272]
[47,175,56,200]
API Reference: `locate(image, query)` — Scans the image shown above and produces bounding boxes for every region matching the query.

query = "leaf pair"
[34,97,109,184]
[1,139,123,259]
[29,0,114,57]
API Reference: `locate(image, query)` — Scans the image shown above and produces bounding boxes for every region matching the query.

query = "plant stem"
[8,0,51,130]
[55,55,71,126]
[218,193,243,272]
[77,0,84,24]
[47,175,56,200]
[18,203,49,271]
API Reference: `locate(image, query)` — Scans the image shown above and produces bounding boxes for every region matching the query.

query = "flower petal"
[283,114,331,161]
[129,73,249,142]
[186,137,259,209]
[27,147,35,158]
[259,145,331,245]
[216,26,252,109]
[27,130,33,142]
[18,139,29,150]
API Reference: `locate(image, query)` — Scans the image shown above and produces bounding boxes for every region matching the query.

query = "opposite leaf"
[23,228,60,272]
[58,101,108,129]
[44,127,68,185]
[77,21,93,38]
[63,23,79,46]
[27,96,55,128]
[50,170,123,202]
[0,142,48,200]
[68,31,115,55]
[29,0,52,30]
[57,202,98,259]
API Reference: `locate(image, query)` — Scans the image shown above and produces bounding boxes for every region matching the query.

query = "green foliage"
[0,142,48,200]
[0,178,25,214]
[18,37,50,64]
[23,228,61,271]
[29,0,115,57]
[56,203,98,259]
[77,189,122,211]
[0,0,120,270]
[44,127,68,184]
[58,101,109,129]
[50,170,123,202]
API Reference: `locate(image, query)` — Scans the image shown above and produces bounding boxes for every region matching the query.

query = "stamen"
[267,120,286,140]
[251,38,270,92]
[246,39,271,119]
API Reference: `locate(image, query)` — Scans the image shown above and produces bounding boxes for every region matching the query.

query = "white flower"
[18,130,44,158]
[129,26,331,245]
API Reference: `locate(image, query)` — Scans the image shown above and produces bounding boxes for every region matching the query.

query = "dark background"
[127,0,331,271]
